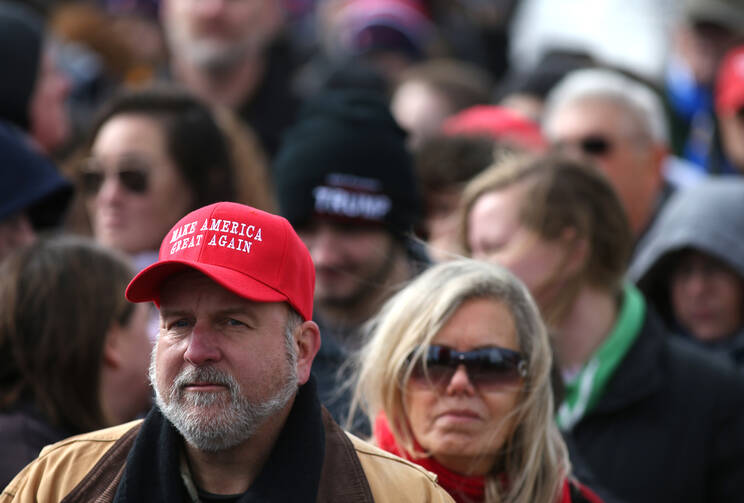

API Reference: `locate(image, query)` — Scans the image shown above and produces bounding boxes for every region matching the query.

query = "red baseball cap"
[716,45,744,116]
[441,105,546,152]
[126,202,315,321]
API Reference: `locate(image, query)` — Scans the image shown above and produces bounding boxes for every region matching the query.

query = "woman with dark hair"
[0,236,152,487]
[458,155,744,503]
[76,86,239,268]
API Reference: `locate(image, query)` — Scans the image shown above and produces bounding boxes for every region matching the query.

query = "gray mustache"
[170,366,240,403]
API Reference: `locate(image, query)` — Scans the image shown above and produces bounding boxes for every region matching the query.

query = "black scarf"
[113,378,325,502]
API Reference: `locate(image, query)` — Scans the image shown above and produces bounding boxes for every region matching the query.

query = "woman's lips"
[436,409,482,422]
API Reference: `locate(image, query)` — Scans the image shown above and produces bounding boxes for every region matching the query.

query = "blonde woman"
[350,259,601,503]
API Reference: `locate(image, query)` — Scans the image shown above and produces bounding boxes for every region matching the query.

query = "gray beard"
[149,348,297,452]
[166,28,259,76]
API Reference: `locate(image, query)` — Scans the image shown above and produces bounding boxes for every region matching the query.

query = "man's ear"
[293,320,321,385]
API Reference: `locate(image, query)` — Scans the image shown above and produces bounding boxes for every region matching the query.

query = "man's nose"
[309,227,345,268]
[682,270,709,297]
[183,322,222,366]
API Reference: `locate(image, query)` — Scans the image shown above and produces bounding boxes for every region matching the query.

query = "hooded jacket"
[629,178,744,365]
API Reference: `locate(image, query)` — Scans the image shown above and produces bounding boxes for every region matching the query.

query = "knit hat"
[0,1,44,131]
[273,89,420,237]
[716,45,744,116]
[0,122,73,228]
[126,202,315,321]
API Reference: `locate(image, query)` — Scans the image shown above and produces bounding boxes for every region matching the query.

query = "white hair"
[543,68,669,145]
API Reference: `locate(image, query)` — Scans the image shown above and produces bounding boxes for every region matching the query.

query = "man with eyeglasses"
[1,201,454,503]
[542,67,699,242]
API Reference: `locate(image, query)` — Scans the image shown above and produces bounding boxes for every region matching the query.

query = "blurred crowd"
[2,0,744,502]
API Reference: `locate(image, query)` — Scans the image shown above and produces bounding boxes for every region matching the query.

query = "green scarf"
[556,283,646,431]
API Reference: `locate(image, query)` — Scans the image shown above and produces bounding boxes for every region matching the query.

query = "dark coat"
[0,402,70,489]
[566,310,744,503]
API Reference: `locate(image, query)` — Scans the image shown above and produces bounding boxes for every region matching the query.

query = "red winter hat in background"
[441,105,546,152]
[716,45,744,116]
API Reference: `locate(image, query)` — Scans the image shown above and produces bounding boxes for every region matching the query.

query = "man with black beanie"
[274,88,427,431]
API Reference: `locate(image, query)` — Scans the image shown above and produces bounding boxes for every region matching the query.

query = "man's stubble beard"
[316,237,400,311]
[166,23,261,77]
[149,338,298,453]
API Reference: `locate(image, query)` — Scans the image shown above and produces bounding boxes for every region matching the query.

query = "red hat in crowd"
[126,202,315,321]
[716,45,744,116]
[441,105,547,152]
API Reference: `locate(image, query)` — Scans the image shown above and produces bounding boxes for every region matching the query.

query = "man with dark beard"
[273,89,426,432]
[1,202,453,503]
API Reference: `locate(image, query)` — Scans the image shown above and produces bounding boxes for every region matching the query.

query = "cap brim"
[125,259,289,306]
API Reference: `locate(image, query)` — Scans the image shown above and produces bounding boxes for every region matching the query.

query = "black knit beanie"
[273,89,420,237]
[0,1,44,131]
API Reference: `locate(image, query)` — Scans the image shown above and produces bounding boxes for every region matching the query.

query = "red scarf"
[373,413,600,503]
[374,413,486,503]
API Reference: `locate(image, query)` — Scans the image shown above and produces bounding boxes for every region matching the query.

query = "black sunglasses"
[408,345,527,389]
[78,157,150,196]
[554,135,612,157]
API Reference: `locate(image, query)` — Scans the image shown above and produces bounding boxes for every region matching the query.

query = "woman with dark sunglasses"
[73,86,273,272]
[76,86,234,267]
[349,259,601,503]
[458,154,744,503]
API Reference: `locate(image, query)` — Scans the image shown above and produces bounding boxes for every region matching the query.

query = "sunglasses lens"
[78,155,149,196]
[410,357,454,387]
[581,136,610,156]
[469,362,522,387]
[79,171,104,196]
[409,346,526,389]
[119,170,148,194]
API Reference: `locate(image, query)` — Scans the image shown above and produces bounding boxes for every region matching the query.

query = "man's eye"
[226,318,246,328]
[168,319,191,330]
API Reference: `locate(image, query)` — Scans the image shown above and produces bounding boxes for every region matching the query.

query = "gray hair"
[543,68,669,145]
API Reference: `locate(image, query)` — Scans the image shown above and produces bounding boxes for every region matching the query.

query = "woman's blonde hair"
[349,259,569,503]
[458,154,633,325]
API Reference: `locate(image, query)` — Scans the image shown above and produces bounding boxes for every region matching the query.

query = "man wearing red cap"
[1,202,453,502]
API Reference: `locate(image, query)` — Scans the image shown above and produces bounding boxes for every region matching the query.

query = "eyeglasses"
[554,135,613,157]
[78,156,150,196]
[408,345,527,389]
